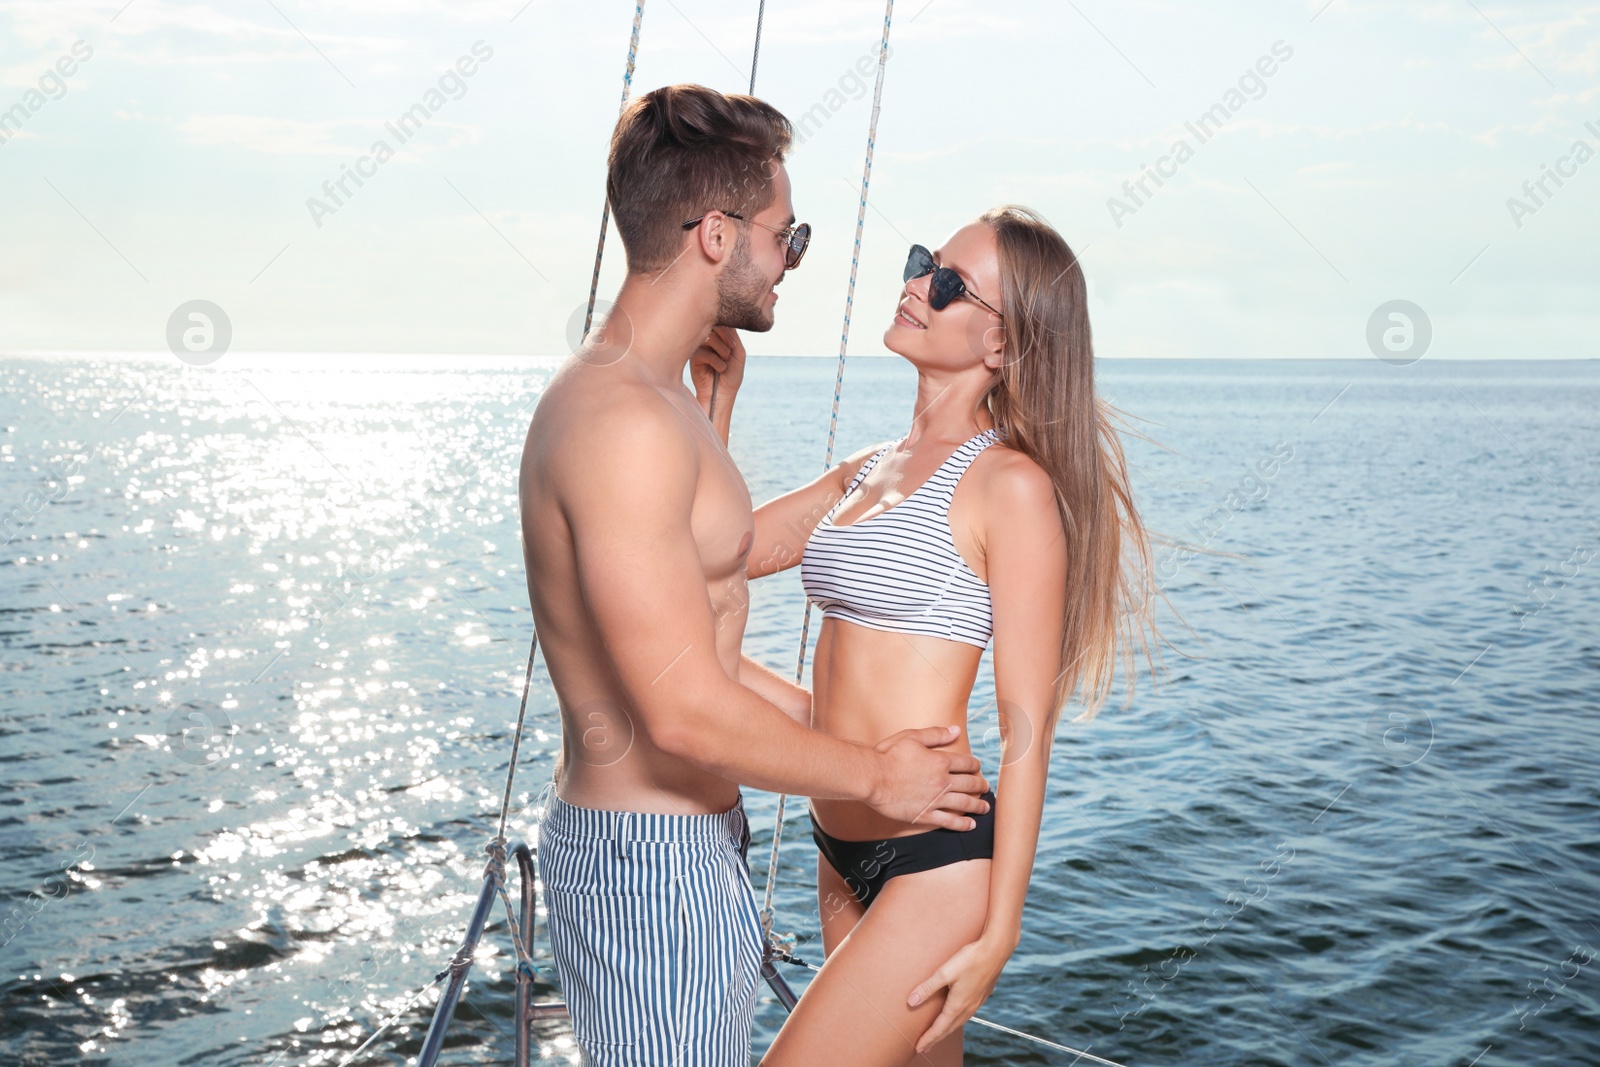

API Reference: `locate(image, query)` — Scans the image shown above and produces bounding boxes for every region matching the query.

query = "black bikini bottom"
[809,789,996,910]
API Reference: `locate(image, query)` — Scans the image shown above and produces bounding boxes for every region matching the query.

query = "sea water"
[1,353,1596,1065]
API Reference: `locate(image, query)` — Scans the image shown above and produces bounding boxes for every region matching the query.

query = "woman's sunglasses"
[904,243,1004,318]
[681,209,811,270]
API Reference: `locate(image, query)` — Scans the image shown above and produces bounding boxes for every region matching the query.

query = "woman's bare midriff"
[808,616,986,842]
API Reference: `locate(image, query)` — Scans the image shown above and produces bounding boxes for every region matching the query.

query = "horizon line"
[4,350,1596,363]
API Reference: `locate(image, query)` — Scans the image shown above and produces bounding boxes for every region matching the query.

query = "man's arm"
[556,400,988,824]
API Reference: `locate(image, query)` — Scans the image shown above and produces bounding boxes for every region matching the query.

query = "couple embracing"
[518,82,1161,1066]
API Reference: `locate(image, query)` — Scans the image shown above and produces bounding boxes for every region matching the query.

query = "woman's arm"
[907,449,1068,1054]
[689,329,878,578]
[747,441,882,579]
[979,453,1068,946]
[738,654,811,727]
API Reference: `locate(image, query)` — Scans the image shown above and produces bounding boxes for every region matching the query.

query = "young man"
[518,84,992,1065]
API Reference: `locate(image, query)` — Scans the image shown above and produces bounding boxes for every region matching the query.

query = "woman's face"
[882,221,1005,372]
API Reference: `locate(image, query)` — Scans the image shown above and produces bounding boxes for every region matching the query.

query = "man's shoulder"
[534,363,681,439]
[529,369,698,487]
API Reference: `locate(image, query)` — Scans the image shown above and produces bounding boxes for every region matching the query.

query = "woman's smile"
[894,301,926,329]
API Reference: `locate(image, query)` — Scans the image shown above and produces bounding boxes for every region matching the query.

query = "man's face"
[714,163,794,333]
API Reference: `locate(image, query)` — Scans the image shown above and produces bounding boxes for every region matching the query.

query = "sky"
[0,0,1596,359]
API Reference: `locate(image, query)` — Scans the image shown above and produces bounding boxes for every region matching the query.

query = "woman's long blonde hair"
[977,205,1179,725]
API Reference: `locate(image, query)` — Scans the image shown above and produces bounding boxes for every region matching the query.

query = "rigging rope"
[758,0,896,939]
[704,0,768,432]
[738,9,1134,1063]
[480,634,545,982]
[470,0,656,1029]
[749,0,767,93]
[583,0,648,339]
[334,970,447,1067]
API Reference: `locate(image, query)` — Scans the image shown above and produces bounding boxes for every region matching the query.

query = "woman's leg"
[761,855,991,1067]
[816,847,867,957]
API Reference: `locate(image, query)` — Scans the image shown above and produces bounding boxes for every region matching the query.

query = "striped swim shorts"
[537,790,765,1066]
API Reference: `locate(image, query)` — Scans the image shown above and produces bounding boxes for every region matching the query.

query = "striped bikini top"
[800,429,1003,649]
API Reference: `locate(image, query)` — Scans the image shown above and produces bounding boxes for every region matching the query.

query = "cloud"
[0,0,407,64]
[174,112,481,158]
[760,0,1020,43]
[1295,160,1379,187]
[275,0,523,17]
[0,48,87,90]
[176,114,373,156]
[1412,2,1600,80]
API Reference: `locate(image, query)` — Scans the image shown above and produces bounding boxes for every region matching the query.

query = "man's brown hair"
[606,83,793,273]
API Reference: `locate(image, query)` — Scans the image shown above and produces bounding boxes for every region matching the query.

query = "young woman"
[695,205,1166,1066]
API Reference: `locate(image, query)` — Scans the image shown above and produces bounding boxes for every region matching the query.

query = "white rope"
[333,979,441,1067]
[760,0,897,939]
[748,0,766,93]
[583,0,648,339]
[706,0,769,424]
[488,1,652,986]
[744,10,1136,1064]
[476,0,655,1011]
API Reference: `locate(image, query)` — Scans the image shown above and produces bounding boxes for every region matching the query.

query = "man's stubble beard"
[715,230,775,333]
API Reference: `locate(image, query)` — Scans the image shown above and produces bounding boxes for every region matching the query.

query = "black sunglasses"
[681,209,811,270]
[904,243,1003,318]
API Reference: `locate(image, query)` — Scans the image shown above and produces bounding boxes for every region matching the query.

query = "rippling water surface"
[1,353,1596,1066]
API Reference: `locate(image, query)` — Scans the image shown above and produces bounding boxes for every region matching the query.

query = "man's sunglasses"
[904,243,1004,318]
[681,209,811,270]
